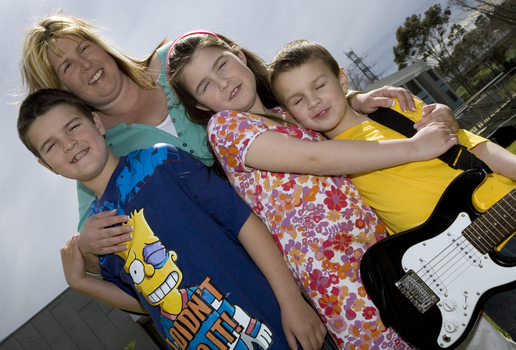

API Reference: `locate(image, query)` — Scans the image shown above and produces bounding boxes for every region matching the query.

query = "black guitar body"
[360,169,516,350]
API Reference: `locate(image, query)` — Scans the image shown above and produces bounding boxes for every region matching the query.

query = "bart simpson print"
[116,209,273,350]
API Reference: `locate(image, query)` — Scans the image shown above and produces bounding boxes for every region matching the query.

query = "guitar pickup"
[396,270,440,313]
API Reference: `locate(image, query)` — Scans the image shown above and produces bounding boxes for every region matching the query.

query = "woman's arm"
[415,104,459,133]
[471,141,516,181]
[61,234,147,314]
[245,122,458,176]
[349,86,416,113]
[78,210,133,274]
[238,213,326,350]
[349,88,459,132]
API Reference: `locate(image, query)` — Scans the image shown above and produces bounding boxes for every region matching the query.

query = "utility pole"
[345,48,379,84]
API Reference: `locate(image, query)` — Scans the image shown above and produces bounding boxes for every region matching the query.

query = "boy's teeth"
[89,70,102,84]
[72,150,87,163]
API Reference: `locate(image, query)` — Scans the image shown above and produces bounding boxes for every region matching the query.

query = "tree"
[444,3,516,89]
[449,0,516,27]
[393,4,475,95]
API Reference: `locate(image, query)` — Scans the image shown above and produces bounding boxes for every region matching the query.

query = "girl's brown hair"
[167,33,277,126]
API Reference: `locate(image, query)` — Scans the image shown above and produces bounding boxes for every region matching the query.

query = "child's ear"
[37,158,59,175]
[339,67,350,92]
[92,112,106,136]
[235,48,247,65]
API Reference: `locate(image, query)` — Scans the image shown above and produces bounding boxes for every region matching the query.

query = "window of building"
[404,80,422,95]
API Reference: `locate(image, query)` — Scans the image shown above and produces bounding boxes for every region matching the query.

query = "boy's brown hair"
[269,40,340,104]
[18,89,95,158]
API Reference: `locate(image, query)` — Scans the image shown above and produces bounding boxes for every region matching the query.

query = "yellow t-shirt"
[335,99,516,238]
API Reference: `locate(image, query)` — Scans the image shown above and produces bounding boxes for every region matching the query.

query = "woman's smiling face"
[47,35,125,108]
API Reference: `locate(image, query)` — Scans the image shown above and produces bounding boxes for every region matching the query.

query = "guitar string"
[435,237,481,289]
[472,210,502,250]
[495,197,516,238]
[413,231,469,287]
[415,234,477,293]
[468,196,515,252]
[414,192,515,288]
[414,203,514,296]
[404,191,515,308]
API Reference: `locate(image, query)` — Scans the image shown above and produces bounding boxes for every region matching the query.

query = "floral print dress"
[207,109,413,350]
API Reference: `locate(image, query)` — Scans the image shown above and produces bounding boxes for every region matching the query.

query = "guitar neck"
[464,188,516,254]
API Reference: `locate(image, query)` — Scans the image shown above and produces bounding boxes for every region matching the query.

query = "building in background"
[364,61,463,110]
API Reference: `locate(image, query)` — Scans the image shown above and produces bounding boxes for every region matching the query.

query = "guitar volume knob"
[444,319,459,333]
[443,299,457,312]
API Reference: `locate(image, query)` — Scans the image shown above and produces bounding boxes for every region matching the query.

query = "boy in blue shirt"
[17,89,327,350]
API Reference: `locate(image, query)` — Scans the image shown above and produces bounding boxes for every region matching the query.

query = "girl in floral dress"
[166,31,456,349]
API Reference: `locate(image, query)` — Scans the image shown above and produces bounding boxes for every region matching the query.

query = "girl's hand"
[281,294,327,350]
[61,234,88,289]
[350,86,416,114]
[410,122,459,161]
[79,210,133,256]
[414,104,459,133]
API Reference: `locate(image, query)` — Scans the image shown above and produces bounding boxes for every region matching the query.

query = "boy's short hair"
[18,89,95,158]
[269,40,340,101]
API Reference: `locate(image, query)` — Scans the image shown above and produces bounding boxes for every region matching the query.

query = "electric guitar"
[360,169,516,350]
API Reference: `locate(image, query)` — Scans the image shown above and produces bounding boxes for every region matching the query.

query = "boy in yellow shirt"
[269,39,516,349]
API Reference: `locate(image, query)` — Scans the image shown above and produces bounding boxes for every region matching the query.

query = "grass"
[507,140,516,154]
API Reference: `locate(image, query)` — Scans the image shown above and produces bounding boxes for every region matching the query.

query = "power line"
[363,0,438,57]
[350,0,444,79]
[345,48,379,84]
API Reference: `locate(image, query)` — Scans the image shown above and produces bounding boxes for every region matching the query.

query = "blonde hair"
[21,11,166,96]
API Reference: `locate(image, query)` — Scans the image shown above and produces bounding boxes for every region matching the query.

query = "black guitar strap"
[368,107,493,174]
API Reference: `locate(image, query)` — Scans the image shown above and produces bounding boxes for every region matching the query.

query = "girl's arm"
[61,234,148,314]
[245,121,458,176]
[238,213,326,350]
[471,141,516,181]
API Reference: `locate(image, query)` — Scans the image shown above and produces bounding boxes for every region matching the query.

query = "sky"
[0,0,449,341]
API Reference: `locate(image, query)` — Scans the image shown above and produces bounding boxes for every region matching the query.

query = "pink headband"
[166,30,222,79]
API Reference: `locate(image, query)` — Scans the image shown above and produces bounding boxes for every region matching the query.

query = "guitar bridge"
[396,270,440,313]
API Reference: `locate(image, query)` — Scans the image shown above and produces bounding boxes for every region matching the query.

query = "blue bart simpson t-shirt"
[90,144,288,350]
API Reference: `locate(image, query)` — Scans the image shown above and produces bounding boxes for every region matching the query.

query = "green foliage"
[394,5,464,68]
[449,0,516,27]
[394,4,474,94]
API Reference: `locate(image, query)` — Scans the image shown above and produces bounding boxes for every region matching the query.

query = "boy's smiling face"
[27,104,112,184]
[274,60,350,139]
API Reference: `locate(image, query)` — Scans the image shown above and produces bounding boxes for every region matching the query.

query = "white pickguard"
[401,212,513,348]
